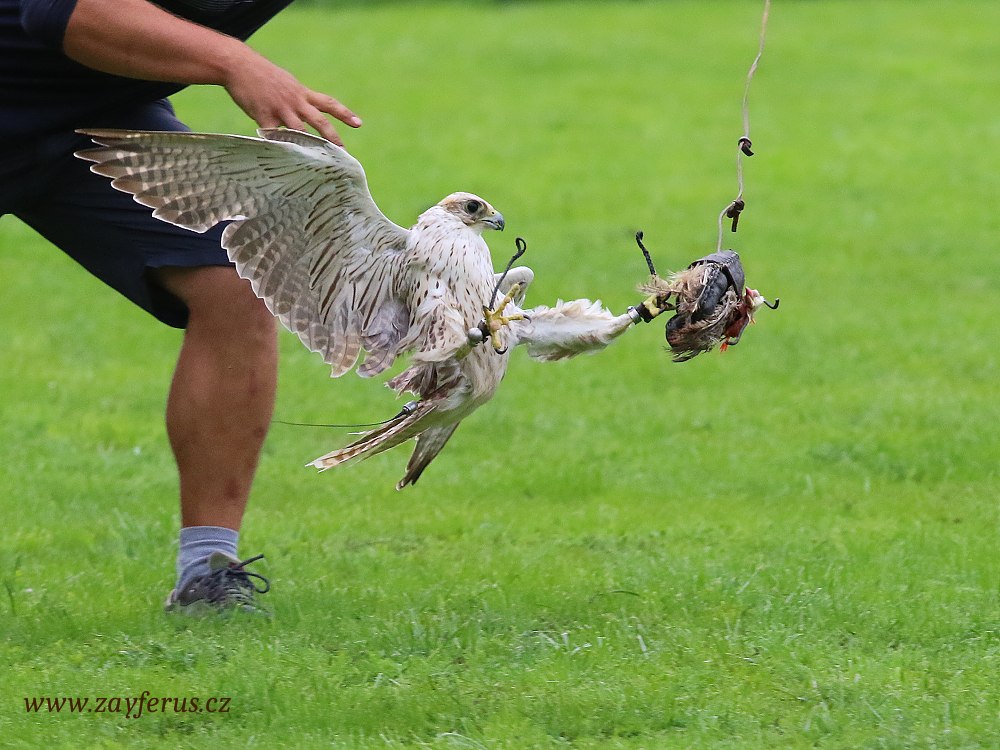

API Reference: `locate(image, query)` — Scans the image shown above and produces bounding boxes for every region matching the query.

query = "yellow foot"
[482,283,527,353]
[642,291,675,319]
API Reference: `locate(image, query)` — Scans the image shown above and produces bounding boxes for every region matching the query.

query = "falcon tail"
[396,424,460,490]
[307,401,438,480]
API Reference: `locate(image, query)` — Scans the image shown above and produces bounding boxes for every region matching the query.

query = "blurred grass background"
[2,1,999,747]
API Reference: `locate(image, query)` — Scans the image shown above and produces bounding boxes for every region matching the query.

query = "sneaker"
[165,552,271,615]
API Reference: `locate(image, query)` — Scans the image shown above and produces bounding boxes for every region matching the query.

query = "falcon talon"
[631,234,680,323]
[482,282,527,353]
[628,294,671,324]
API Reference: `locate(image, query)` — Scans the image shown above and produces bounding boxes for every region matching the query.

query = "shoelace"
[204,554,271,605]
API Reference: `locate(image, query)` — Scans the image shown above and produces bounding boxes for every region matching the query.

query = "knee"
[158,266,277,338]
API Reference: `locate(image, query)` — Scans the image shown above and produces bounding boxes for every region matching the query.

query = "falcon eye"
[464,200,482,215]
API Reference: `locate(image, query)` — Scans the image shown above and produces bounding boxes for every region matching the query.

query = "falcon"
[76,128,648,489]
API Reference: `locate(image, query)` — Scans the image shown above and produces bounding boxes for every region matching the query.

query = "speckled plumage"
[76,128,638,488]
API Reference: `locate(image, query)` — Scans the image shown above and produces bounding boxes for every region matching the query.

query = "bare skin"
[59,0,356,530]
[63,0,361,146]
[156,267,278,531]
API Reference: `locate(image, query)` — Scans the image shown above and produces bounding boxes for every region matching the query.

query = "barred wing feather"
[75,128,412,377]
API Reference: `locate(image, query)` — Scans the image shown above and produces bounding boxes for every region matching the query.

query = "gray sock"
[176,526,239,590]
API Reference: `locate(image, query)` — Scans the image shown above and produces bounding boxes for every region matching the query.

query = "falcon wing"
[75,128,413,378]
[508,299,635,361]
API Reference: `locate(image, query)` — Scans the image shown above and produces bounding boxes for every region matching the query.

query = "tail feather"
[308,401,436,471]
[395,423,460,490]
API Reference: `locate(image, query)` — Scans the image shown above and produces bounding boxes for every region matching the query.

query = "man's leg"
[156,265,278,613]
[16,118,280,611]
[154,265,278,531]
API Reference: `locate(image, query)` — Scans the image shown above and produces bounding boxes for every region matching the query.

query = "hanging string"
[717,0,772,251]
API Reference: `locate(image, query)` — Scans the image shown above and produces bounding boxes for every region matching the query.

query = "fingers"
[253,111,281,130]
[249,96,361,148]
[256,97,361,148]
[308,91,362,129]
[224,56,362,147]
[270,92,362,147]
[300,92,361,147]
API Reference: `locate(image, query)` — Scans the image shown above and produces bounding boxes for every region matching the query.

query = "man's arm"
[61,0,360,145]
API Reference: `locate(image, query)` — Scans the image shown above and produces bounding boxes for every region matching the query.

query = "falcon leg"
[627,291,675,324]
[482,282,528,353]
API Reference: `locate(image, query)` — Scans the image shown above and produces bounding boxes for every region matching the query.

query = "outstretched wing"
[508,299,635,361]
[75,128,414,377]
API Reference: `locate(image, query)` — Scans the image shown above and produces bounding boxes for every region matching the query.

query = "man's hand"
[221,47,361,147]
[63,0,360,145]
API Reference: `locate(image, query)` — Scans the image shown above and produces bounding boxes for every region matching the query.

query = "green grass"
[2,1,999,747]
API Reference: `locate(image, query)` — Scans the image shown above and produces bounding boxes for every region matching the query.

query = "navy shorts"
[0,99,231,329]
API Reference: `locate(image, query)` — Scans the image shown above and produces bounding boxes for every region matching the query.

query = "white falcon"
[76,129,646,489]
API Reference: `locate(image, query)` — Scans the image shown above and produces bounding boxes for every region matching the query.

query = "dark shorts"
[0,99,231,328]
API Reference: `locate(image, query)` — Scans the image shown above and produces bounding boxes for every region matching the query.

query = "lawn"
[2,1,998,747]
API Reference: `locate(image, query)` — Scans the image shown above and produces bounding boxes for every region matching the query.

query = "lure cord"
[272,400,419,430]
[717,0,772,252]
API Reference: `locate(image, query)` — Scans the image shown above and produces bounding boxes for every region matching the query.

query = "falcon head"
[438,192,505,234]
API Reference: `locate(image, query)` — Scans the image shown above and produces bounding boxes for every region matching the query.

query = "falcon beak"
[482,212,505,232]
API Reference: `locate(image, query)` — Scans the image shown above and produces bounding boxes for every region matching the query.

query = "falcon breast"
[76,128,640,488]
